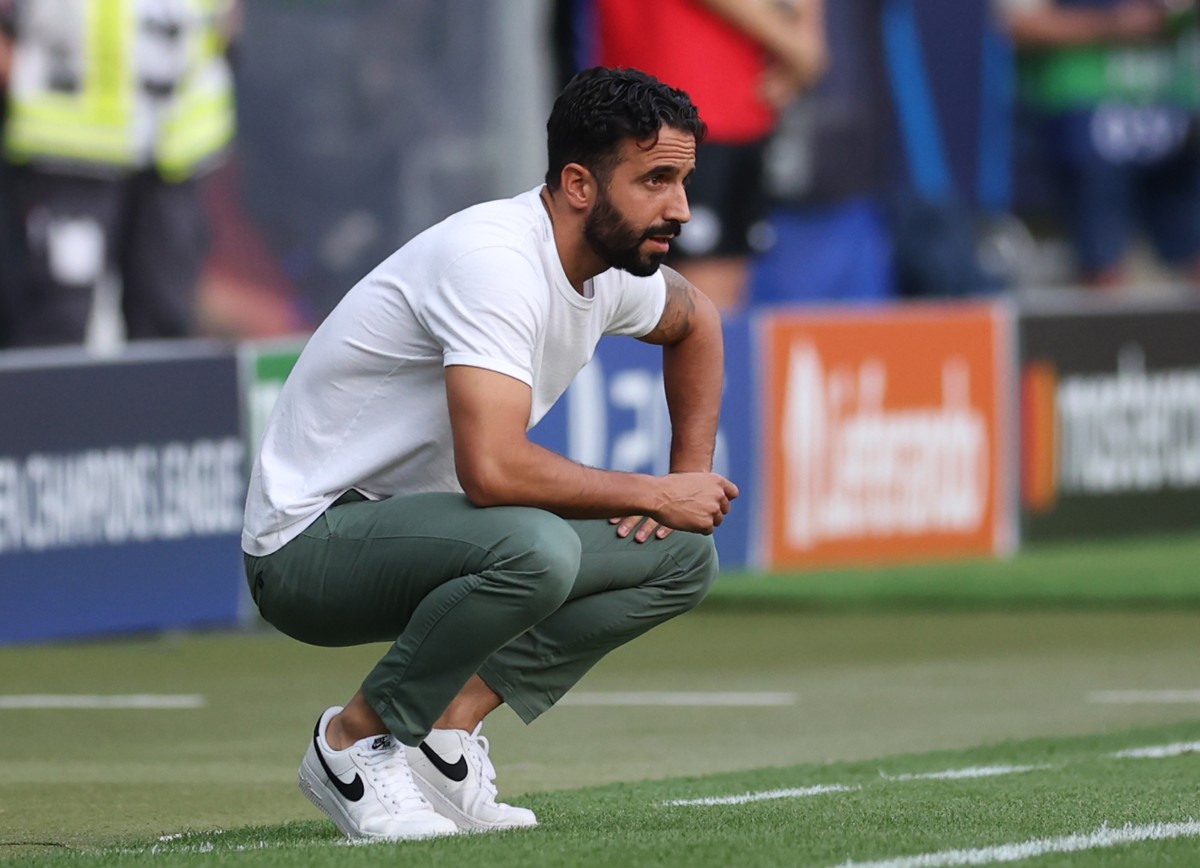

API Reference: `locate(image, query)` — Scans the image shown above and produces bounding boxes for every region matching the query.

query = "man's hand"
[701,0,828,109]
[611,472,739,542]
[654,471,738,533]
[610,515,669,543]
[759,1,829,108]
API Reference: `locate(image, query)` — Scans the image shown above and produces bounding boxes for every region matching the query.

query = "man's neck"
[540,186,604,295]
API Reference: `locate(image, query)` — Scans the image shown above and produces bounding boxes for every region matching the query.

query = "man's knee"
[662,532,720,610]
[493,508,581,610]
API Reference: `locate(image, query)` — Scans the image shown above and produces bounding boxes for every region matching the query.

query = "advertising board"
[1019,305,1200,541]
[760,304,1011,569]
[0,345,246,644]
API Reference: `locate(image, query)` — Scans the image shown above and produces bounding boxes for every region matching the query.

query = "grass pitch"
[1,534,1198,866]
[711,532,1200,610]
[4,723,1199,867]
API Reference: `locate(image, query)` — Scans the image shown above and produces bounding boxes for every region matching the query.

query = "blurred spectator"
[750,0,898,305]
[756,0,1019,305]
[0,0,238,349]
[998,0,1200,291]
[591,0,829,312]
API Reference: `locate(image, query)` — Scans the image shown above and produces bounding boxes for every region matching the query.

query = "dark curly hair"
[544,66,706,191]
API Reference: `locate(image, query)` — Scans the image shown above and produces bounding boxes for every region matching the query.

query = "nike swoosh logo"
[312,720,365,802]
[418,742,468,782]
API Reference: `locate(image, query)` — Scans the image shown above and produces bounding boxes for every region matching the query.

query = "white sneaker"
[297,706,459,841]
[406,724,538,832]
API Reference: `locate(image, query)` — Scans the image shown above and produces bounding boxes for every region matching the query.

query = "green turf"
[710,532,1200,609]
[4,721,1198,867]
[2,534,1199,865]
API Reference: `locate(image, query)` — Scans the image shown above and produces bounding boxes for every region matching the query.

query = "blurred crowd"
[0,0,1197,352]
[0,0,240,350]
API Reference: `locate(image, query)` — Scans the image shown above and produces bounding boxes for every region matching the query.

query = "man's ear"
[560,163,598,213]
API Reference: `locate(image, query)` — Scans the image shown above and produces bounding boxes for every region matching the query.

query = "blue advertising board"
[529,315,757,569]
[0,344,246,644]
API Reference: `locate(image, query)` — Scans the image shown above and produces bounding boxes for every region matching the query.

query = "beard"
[584,188,681,277]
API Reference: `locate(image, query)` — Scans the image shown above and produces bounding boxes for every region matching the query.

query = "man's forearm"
[459,433,734,536]
[699,0,825,77]
[662,304,724,474]
[460,437,670,518]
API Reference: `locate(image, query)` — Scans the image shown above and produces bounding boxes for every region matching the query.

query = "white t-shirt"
[242,187,668,556]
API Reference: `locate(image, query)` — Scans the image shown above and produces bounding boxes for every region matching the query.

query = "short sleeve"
[421,247,545,386]
[600,269,668,338]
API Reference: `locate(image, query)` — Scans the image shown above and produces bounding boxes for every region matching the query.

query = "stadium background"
[1,1,1199,864]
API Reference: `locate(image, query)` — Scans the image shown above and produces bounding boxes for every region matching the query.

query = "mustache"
[642,222,682,240]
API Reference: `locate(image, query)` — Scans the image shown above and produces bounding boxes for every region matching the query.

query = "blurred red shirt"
[595,0,776,144]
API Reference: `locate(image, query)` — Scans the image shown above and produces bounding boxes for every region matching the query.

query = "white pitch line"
[881,764,1050,782]
[828,821,1200,868]
[665,740,1200,810]
[559,691,796,707]
[668,763,1044,808]
[1088,689,1200,704]
[1108,741,1200,759]
[664,784,857,806]
[0,694,205,709]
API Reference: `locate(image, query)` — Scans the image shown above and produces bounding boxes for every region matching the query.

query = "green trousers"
[244,491,719,745]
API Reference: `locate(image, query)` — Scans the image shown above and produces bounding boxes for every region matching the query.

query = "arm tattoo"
[642,266,696,345]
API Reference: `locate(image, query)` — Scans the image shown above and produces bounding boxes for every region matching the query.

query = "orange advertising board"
[760,303,1011,569]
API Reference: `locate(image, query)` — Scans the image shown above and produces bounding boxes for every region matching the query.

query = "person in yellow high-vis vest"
[0,0,236,347]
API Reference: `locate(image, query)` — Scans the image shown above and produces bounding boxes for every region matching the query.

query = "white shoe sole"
[409,766,538,832]
[298,750,456,841]
[298,752,363,839]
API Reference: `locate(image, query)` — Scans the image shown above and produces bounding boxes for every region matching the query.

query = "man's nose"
[666,183,691,224]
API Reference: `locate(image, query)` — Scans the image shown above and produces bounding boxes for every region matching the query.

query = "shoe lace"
[463,723,501,800]
[361,745,430,812]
